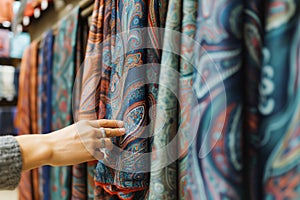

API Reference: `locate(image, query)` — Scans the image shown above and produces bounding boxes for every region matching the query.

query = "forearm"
[15,126,85,171]
[15,134,52,171]
[0,119,123,190]
[15,120,124,171]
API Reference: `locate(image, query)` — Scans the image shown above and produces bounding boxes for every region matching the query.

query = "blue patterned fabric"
[79,0,164,198]
[37,30,54,200]
[77,0,300,199]
[186,0,245,198]
[50,7,79,200]
[94,0,153,193]
[181,0,300,199]
[255,1,300,199]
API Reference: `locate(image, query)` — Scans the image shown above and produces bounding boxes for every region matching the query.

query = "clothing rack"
[79,0,94,9]
[34,2,93,43]
[81,4,94,18]
[17,0,94,41]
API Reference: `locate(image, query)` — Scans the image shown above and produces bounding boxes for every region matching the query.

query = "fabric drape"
[71,16,89,200]
[15,47,33,200]
[30,41,40,200]
[15,41,40,200]
[78,0,107,198]
[173,0,299,199]
[13,0,299,199]
[37,30,54,200]
[148,0,182,198]
[177,0,198,198]
[252,2,300,199]
[50,7,79,200]
[187,0,245,197]
[79,0,165,198]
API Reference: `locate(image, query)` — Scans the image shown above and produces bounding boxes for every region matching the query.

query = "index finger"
[90,119,124,128]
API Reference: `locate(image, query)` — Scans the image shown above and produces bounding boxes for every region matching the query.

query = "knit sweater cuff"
[0,136,22,190]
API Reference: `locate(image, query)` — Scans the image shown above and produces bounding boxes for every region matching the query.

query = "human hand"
[48,119,125,166]
[16,119,125,171]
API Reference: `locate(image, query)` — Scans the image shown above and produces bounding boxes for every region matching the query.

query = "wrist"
[45,127,74,166]
[16,134,53,171]
[43,133,54,165]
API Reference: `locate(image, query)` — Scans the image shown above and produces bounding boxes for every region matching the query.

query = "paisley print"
[123,105,145,141]
[148,0,182,198]
[15,47,34,200]
[177,0,198,198]
[79,0,300,199]
[261,1,300,199]
[79,0,164,198]
[196,0,228,43]
[184,0,245,199]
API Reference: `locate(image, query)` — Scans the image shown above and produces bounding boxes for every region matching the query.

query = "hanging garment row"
[79,0,300,199]
[15,5,90,200]
[15,0,300,199]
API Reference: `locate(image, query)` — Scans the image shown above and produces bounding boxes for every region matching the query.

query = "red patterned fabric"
[15,47,33,200]
[30,41,40,200]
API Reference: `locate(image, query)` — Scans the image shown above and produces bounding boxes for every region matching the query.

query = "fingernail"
[117,121,124,127]
[119,128,126,133]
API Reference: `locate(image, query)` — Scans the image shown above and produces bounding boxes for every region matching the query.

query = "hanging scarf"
[255,1,300,199]
[37,30,54,200]
[79,0,165,198]
[50,7,79,200]
[175,0,198,199]
[184,0,245,198]
[148,0,182,198]
[15,47,32,200]
[71,16,90,200]
[15,41,40,200]
[30,40,40,200]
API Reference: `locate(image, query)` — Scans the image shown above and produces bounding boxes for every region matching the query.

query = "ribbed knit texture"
[0,136,22,190]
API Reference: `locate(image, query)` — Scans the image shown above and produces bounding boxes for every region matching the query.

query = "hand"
[16,119,125,171]
[49,119,125,166]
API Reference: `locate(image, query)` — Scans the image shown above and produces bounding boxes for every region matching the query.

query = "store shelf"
[0,98,18,106]
[0,57,21,67]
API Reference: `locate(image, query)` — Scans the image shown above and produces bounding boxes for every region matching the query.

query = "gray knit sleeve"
[0,136,22,190]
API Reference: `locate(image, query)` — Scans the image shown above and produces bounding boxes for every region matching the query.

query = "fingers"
[89,119,124,128]
[101,128,126,137]
[96,127,125,138]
